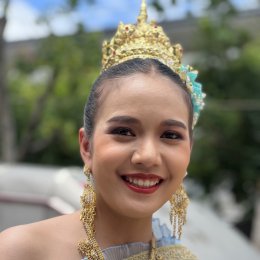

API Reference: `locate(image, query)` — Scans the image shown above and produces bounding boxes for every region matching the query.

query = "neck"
[94,198,153,249]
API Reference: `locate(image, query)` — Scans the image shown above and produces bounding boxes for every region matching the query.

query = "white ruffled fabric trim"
[82,218,178,260]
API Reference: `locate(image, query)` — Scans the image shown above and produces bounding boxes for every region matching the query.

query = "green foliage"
[10,29,101,165]
[189,14,260,204]
[8,0,259,207]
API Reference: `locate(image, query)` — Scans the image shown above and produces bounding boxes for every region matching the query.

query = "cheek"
[94,140,125,161]
[180,147,191,168]
[168,145,191,174]
[91,136,129,177]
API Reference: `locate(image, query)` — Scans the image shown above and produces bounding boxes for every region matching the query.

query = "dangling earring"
[169,184,189,240]
[78,166,104,259]
[83,165,93,183]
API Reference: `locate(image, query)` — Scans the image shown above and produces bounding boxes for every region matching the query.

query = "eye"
[161,131,183,140]
[110,127,135,137]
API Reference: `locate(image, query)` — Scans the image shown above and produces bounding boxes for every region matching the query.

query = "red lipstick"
[125,182,160,194]
[122,173,162,194]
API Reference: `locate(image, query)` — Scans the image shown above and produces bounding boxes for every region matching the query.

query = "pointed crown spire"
[101,0,205,127]
[137,0,148,23]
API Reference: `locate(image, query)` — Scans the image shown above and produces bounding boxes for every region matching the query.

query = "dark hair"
[84,58,193,138]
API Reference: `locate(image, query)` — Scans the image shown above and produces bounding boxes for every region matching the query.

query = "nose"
[131,137,161,168]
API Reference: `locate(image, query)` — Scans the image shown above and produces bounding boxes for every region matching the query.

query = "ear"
[79,128,92,168]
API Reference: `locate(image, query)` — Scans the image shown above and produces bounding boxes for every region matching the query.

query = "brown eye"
[110,127,135,137]
[161,131,182,140]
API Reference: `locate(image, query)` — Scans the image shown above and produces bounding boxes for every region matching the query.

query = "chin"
[112,201,163,220]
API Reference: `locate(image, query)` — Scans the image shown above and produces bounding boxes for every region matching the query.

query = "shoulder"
[0,212,81,260]
[0,224,44,260]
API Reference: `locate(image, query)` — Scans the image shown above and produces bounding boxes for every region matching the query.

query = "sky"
[3,0,260,42]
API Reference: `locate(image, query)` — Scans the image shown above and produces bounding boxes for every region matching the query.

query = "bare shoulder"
[0,223,44,260]
[0,212,82,260]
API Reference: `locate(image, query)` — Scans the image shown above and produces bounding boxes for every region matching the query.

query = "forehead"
[95,72,189,124]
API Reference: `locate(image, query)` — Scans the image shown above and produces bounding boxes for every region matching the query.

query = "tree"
[0,0,17,161]
[11,28,101,164]
[189,3,260,237]
[1,0,259,237]
[0,0,98,162]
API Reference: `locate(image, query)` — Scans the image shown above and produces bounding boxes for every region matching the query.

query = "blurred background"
[0,0,259,259]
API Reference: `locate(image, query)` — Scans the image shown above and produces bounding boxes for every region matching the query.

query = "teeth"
[133,179,139,185]
[125,177,160,188]
[138,179,144,186]
[144,180,149,187]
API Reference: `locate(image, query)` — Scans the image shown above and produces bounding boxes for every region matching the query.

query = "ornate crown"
[102,0,205,127]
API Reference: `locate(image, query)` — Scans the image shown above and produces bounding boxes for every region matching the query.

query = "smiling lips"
[122,174,162,194]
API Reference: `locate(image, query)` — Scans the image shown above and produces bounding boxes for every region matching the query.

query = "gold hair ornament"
[102,0,205,127]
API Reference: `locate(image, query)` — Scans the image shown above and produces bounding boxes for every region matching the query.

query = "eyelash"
[161,131,183,140]
[110,127,183,140]
[110,127,135,137]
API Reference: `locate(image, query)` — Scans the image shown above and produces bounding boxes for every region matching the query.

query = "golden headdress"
[102,0,205,127]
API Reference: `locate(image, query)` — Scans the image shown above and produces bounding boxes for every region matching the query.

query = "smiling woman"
[0,0,205,259]
[80,68,192,221]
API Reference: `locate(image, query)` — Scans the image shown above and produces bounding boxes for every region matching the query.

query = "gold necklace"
[150,233,159,260]
[77,183,159,260]
[77,182,104,259]
[78,225,158,260]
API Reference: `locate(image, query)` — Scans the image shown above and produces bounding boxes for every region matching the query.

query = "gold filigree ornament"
[78,166,104,260]
[102,0,206,128]
[78,166,161,260]
[126,245,198,260]
[169,184,189,240]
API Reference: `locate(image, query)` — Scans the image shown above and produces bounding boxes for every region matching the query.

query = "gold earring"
[169,184,189,240]
[78,166,104,259]
[83,165,92,182]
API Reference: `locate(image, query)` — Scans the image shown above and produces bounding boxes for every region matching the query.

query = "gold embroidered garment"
[125,244,198,260]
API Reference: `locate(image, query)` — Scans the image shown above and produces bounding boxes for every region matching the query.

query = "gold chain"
[77,184,160,259]
[77,166,103,259]
[77,183,104,260]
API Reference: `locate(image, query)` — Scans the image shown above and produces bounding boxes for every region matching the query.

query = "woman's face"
[80,72,191,219]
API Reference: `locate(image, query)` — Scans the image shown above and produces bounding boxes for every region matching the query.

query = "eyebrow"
[107,116,187,130]
[162,119,187,130]
[107,116,139,125]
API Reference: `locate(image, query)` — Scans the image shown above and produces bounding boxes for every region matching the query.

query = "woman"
[0,1,204,259]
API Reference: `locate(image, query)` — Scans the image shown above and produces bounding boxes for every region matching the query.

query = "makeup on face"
[83,73,191,218]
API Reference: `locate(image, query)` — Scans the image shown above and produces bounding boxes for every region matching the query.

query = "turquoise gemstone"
[188,72,198,81]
